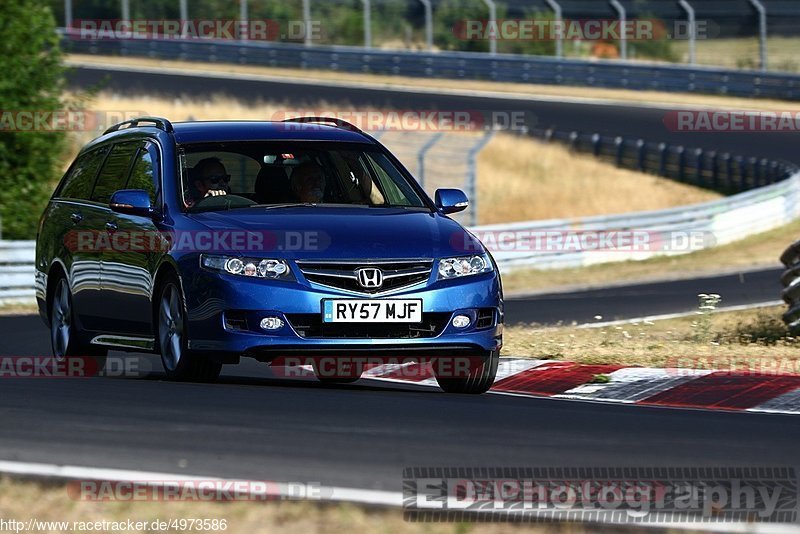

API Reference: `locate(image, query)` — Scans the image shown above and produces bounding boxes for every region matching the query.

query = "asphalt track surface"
[68,64,800,163]
[0,64,792,500]
[0,317,799,491]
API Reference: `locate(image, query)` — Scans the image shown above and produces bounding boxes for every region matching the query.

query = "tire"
[49,276,108,374]
[434,350,499,394]
[156,275,222,382]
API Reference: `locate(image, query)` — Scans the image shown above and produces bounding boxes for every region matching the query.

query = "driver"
[290,160,325,203]
[186,157,230,207]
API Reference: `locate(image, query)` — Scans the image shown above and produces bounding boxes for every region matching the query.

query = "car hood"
[187,206,482,260]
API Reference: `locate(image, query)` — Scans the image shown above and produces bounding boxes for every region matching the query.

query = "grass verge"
[68,54,800,111]
[502,305,798,372]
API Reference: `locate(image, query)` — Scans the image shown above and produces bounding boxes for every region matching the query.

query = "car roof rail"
[280,116,364,134]
[104,116,174,135]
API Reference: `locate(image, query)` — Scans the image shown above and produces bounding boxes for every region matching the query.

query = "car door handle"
[105,221,118,232]
[70,212,83,224]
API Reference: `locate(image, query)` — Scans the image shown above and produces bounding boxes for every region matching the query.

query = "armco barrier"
[60,32,800,101]
[0,241,36,302]
[6,171,800,304]
[779,235,800,332]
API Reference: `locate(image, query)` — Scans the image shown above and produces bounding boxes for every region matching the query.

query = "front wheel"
[156,276,221,382]
[434,351,499,394]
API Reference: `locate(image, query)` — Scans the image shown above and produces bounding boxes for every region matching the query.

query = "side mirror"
[109,189,155,217]
[435,188,469,214]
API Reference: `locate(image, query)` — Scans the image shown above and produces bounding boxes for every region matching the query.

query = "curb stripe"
[492,363,623,396]
[641,372,800,410]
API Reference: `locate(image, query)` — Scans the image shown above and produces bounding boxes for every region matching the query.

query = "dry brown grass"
[502,305,800,371]
[68,54,800,111]
[0,476,591,534]
[477,134,718,223]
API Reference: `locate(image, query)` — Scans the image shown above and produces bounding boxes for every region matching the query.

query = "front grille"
[296,259,433,295]
[286,312,451,339]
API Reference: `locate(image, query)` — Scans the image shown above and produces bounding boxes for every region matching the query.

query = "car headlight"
[200,254,293,280]
[437,254,493,280]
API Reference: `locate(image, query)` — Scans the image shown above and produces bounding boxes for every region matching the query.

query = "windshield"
[179,141,428,212]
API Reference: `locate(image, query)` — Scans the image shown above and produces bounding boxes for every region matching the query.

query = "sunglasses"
[204,174,231,184]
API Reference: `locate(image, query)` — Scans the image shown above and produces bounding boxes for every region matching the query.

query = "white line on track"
[577,300,783,328]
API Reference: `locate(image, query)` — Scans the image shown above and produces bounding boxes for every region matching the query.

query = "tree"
[0,0,68,239]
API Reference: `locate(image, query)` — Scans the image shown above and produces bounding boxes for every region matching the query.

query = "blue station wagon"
[35,117,503,393]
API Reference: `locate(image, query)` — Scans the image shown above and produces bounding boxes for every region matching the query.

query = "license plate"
[322,299,423,323]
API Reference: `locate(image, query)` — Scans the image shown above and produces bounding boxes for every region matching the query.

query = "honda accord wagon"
[35,117,503,393]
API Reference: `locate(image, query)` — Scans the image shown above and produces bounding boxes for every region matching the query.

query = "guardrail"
[60,33,800,101]
[0,241,36,303]
[531,128,797,194]
[475,170,800,271]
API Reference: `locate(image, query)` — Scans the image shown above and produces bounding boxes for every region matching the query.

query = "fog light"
[452,315,471,328]
[260,317,284,330]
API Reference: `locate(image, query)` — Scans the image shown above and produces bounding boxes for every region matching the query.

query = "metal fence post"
[239,0,248,42]
[303,0,312,47]
[591,133,601,156]
[360,0,372,48]
[544,0,563,58]
[636,139,646,171]
[749,0,768,71]
[614,136,624,166]
[417,132,444,189]
[609,0,627,60]
[677,146,686,181]
[482,0,497,56]
[678,0,696,65]
[64,0,73,29]
[179,0,188,38]
[121,0,130,21]
[658,142,668,176]
[710,151,719,189]
[418,0,433,51]
[467,131,494,226]
[694,148,704,185]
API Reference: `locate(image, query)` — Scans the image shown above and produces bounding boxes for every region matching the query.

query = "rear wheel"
[434,350,499,394]
[49,276,107,372]
[156,276,221,382]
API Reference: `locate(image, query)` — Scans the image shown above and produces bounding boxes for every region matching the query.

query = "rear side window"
[57,147,108,200]
[125,143,158,204]
[91,142,140,204]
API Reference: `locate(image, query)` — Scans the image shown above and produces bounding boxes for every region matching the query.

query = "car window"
[125,143,158,204]
[91,141,140,204]
[179,142,427,211]
[57,146,109,201]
